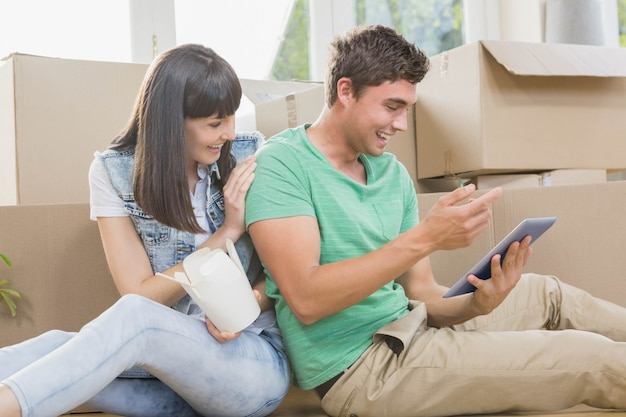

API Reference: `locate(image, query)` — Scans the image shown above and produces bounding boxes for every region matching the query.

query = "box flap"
[2,52,53,62]
[240,78,322,105]
[2,52,21,62]
[480,40,626,77]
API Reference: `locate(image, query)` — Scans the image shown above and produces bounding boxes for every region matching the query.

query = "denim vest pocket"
[137,218,172,246]
[121,199,178,273]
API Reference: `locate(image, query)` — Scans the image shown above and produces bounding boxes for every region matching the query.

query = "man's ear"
[336,77,354,105]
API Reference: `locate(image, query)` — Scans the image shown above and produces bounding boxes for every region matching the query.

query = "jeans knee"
[116,293,148,309]
[80,294,169,354]
[41,329,75,347]
[93,294,166,332]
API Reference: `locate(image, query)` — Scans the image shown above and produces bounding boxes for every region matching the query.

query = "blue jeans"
[0,294,291,417]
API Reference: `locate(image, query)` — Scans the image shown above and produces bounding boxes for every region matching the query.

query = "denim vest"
[96,132,264,317]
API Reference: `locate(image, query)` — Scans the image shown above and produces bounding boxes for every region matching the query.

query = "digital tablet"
[443,216,557,298]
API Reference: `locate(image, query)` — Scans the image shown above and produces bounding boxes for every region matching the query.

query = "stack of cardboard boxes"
[415,40,626,190]
[1,40,626,351]
[0,53,148,346]
[411,41,626,305]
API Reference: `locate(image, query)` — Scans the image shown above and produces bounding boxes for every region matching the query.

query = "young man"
[245,25,626,417]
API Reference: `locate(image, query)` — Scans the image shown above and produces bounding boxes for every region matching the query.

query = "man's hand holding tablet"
[443,216,557,298]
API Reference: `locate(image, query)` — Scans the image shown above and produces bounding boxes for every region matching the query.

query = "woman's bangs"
[188,74,242,119]
[215,77,242,118]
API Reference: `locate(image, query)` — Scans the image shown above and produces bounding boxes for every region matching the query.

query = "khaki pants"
[321,274,626,417]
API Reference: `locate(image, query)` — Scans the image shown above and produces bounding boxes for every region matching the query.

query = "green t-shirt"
[245,124,419,389]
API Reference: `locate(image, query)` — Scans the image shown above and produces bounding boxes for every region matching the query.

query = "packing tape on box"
[286,93,298,128]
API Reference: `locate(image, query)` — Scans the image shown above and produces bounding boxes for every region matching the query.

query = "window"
[174,0,294,80]
[354,0,464,56]
[617,0,626,47]
[270,0,464,81]
[271,0,310,81]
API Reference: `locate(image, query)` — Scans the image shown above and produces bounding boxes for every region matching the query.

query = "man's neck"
[307,118,366,184]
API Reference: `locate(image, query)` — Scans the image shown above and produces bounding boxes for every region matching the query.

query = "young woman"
[0,44,290,417]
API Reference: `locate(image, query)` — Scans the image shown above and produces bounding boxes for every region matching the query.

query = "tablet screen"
[443,216,557,298]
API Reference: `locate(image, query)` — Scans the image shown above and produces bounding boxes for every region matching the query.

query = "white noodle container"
[170,240,260,333]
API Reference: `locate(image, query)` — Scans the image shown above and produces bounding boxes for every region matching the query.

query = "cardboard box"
[472,169,607,190]
[240,78,325,138]
[0,203,119,346]
[415,41,626,179]
[473,173,542,190]
[418,181,626,307]
[540,169,606,186]
[241,79,420,186]
[415,177,469,193]
[0,53,148,205]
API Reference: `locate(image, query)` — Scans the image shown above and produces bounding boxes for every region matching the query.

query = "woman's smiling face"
[184,114,235,167]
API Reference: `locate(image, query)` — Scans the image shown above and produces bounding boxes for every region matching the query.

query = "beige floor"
[63,386,626,417]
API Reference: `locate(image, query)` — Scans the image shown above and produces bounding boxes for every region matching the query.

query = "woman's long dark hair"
[110,44,242,233]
